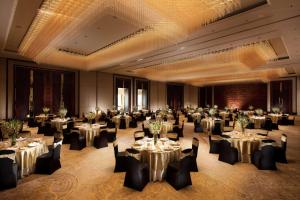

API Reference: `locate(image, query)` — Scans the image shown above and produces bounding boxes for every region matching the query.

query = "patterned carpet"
[1,120,300,200]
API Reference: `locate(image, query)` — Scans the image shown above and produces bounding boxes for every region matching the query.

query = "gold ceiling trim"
[18,0,241,69]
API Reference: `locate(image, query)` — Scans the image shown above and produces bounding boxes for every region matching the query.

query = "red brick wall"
[213,83,267,110]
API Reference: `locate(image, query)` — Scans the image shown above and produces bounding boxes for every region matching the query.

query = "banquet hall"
[0,0,300,199]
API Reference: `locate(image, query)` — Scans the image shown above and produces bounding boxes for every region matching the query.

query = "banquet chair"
[69,129,86,150]
[134,131,145,141]
[174,121,184,137]
[35,140,62,174]
[107,120,116,128]
[106,128,117,143]
[181,137,199,172]
[288,115,295,125]
[212,122,222,135]
[119,117,126,129]
[44,122,57,136]
[0,128,2,141]
[194,121,203,133]
[129,117,138,128]
[0,150,18,190]
[142,122,151,137]
[113,141,127,172]
[167,132,178,141]
[279,115,289,126]
[218,140,238,165]
[28,117,37,127]
[124,156,149,191]
[62,124,72,144]
[251,144,277,170]
[187,115,193,122]
[274,134,288,163]
[166,155,192,190]
[264,118,273,131]
[94,130,108,149]
[208,135,221,154]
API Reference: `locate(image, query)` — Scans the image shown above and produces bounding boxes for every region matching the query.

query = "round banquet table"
[112,115,131,128]
[268,114,283,124]
[161,122,174,134]
[132,137,181,181]
[201,118,224,134]
[0,137,48,178]
[51,118,68,132]
[76,123,101,146]
[223,131,267,163]
[219,112,229,120]
[250,116,265,129]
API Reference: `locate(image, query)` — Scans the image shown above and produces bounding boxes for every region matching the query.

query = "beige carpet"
[1,121,300,200]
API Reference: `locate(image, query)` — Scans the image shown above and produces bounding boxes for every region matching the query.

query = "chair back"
[281,134,287,152]
[113,140,118,157]
[0,150,16,163]
[134,131,145,141]
[192,137,199,157]
[179,155,193,173]
[126,148,141,160]
[53,140,62,160]
[260,144,276,167]
[181,121,184,130]
[219,140,231,152]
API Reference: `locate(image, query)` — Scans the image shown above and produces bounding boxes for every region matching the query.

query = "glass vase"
[154,134,158,145]
[11,134,16,146]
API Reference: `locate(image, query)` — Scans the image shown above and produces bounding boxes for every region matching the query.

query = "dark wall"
[14,65,75,119]
[167,84,184,110]
[213,83,268,110]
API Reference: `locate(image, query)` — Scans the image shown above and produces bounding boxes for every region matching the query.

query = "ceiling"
[0,0,300,86]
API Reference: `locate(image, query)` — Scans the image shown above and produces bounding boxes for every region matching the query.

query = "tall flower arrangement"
[272,107,280,114]
[42,107,50,115]
[149,120,162,145]
[58,107,67,119]
[255,108,263,116]
[86,112,96,125]
[236,114,249,134]
[2,119,22,146]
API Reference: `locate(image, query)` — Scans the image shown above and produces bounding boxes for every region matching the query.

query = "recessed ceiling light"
[179,46,185,50]
[137,58,143,61]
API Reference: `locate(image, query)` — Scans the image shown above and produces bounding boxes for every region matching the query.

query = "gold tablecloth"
[268,114,283,124]
[51,118,68,132]
[132,138,181,181]
[201,118,224,134]
[250,116,265,129]
[76,124,101,146]
[0,138,48,178]
[112,115,131,128]
[223,131,266,163]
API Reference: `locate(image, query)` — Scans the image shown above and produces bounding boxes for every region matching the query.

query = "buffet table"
[132,137,181,181]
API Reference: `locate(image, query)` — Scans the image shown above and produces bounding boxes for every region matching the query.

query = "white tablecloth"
[112,115,131,128]
[250,116,265,129]
[51,118,68,131]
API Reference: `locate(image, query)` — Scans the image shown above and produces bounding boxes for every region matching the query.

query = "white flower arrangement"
[236,114,249,132]
[209,108,216,116]
[224,106,229,112]
[255,108,263,116]
[272,107,280,114]
[86,112,96,123]
[213,105,218,109]
[59,107,68,118]
[42,107,50,114]
[197,107,203,112]
[248,105,254,110]
[2,119,22,145]
[149,121,162,135]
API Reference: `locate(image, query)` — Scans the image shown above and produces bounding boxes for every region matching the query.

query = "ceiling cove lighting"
[133,41,282,85]
[18,0,241,70]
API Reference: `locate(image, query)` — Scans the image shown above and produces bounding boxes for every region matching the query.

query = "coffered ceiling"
[0,0,300,86]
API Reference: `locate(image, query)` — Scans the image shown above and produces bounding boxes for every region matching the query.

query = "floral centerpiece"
[149,120,162,145]
[1,119,22,146]
[236,114,249,134]
[224,106,229,112]
[58,107,68,119]
[86,111,96,125]
[213,105,218,109]
[272,107,280,114]
[255,108,263,116]
[209,108,216,117]
[197,107,203,113]
[95,106,100,115]
[42,107,50,115]
[248,105,254,111]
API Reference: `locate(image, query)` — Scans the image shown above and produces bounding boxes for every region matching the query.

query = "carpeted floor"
[1,120,300,200]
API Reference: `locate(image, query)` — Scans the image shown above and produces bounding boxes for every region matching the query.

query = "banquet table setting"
[0,137,48,178]
[75,123,102,146]
[250,116,266,129]
[51,118,69,132]
[201,118,224,134]
[132,137,181,181]
[223,130,269,163]
[112,115,132,128]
